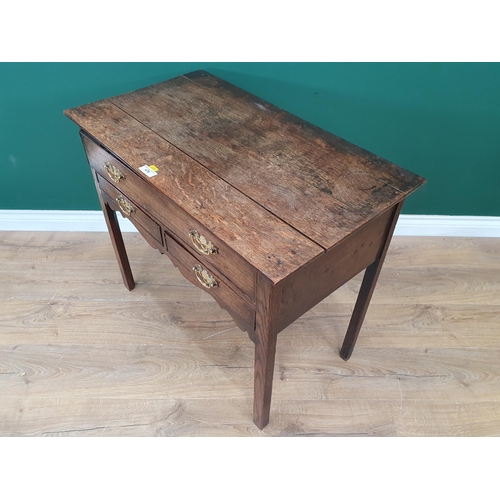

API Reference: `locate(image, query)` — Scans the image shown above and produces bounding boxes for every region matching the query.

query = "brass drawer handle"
[105,161,125,183]
[189,230,217,255]
[193,265,218,289]
[116,195,135,217]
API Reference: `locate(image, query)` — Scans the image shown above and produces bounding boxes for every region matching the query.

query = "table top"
[65,70,425,283]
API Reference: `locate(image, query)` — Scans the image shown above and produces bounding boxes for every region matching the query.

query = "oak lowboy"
[64,71,425,429]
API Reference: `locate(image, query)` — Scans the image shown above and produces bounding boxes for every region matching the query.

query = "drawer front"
[164,232,255,331]
[82,132,135,191]
[81,131,256,302]
[97,174,162,246]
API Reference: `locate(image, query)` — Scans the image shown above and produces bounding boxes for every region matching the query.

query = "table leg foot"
[253,275,280,430]
[340,201,404,361]
[340,260,380,361]
[253,331,277,429]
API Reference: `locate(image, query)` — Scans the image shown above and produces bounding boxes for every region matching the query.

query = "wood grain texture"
[66,107,323,284]
[1,232,499,436]
[110,86,365,250]
[86,136,257,299]
[0,397,397,437]
[276,204,393,333]
[182,71,424,195]
[108,71,424,249]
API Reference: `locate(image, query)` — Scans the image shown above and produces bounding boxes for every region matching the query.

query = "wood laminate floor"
[0,231,499,436]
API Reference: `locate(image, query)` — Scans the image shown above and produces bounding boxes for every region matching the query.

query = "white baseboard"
[0,210,136,233]
[0,210,499,238]
[392,215,500,238]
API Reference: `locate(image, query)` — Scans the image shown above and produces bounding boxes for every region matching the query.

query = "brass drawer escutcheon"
[105,161,125,183]
[116,195,135,216]
[193,264,218,289]
[189,230,218,255]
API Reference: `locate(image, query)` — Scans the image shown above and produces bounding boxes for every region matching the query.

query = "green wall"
[1,63,499,215]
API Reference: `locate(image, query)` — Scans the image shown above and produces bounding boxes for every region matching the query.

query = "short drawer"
[178,225,256,303]
[164,232,255,331]
[81,131,256,302]
[80,132,137,192]
[97,174,162,246]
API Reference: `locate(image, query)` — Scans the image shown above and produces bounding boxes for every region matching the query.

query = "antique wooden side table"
[65,71,425,429]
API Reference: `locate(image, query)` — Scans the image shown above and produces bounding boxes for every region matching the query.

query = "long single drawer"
[163,231,255,331]
[81,131,256,302]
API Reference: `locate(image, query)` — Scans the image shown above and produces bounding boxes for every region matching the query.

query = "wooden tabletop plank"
[64,101,323,283]
[109,85,368,249]
[184,71,424,195]
[108,71,424,248]
[180,72,410,200]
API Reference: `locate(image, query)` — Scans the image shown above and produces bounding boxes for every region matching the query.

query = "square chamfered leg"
[253,274,281,430]
[340,201,404,361]
[93,172,135,291]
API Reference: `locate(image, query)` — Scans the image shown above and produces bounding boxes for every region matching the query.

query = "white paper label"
[139,165,158,177]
